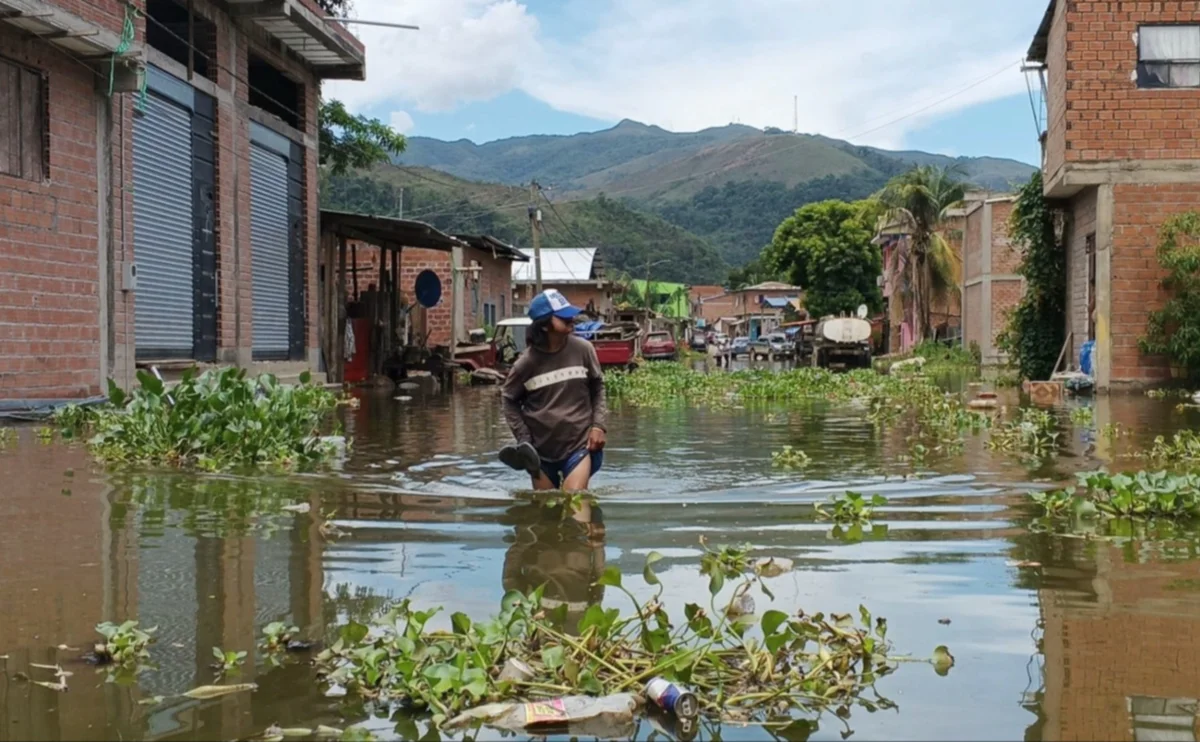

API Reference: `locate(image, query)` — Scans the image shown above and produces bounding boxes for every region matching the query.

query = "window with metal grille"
[0,56,49,182]
[1138,25,1200,88]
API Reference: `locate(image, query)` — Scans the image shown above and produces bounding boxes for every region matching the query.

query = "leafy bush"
[998,172,1066,381]
[75,368,340,471]
[1140,211,1200,376]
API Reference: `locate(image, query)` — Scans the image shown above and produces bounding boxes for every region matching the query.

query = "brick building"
[345,234,526,348]
[512,247,617,318]
[962,194,1023,364]
[876,216,964,354]
[1028,0,1200,388]
[0,0,364,400]
[690,284,733,327]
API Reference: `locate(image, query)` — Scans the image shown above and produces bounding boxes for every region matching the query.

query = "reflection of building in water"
[501,501,606,634]
[0,452,329,742]
[1037,541,1200,741]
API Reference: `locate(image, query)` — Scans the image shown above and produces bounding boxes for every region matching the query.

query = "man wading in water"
[499,289,608,491]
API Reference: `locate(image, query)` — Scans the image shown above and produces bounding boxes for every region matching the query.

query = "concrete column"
[97,93,112,390]
[1094,185,1114,391]
[981,202,995,361]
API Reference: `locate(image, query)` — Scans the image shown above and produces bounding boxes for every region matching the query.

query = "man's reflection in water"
[501,497,606,635]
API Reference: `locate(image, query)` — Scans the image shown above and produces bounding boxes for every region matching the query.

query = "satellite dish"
[414,270,442,308]
[856,304,869,319]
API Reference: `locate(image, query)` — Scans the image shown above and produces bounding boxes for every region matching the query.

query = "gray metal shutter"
[133,90,194,358]
[250,142,290,355]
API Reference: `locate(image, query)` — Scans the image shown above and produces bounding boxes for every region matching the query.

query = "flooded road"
[3,382,1200,741]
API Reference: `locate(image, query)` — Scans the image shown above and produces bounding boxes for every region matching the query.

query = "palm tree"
[874,166,966,342]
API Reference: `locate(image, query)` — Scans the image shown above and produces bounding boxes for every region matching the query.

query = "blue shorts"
[540,449,604,489]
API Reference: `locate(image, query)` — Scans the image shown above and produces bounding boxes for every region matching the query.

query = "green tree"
[873,166,966,341]
[764,200,883,319]
[1140,210,1200,377]
[727,256,778,289]
[997,171,1065,381]
[318,100,406,177]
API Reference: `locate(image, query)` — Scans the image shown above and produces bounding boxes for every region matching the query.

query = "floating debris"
[183,683,258,700]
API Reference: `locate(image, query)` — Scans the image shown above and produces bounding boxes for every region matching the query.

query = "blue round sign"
[414,269,442,308]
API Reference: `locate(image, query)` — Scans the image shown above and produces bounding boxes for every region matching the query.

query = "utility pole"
[793,95,798,134]
[529,181,543,293]
[397,187,403,219]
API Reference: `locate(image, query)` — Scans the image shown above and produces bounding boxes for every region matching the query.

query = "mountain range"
[321,121,1038,285]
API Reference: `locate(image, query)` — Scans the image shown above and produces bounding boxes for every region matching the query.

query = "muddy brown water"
[2,381,1200,741]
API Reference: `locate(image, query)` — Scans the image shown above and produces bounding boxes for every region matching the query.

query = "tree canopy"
[873,166,965,340]
[318,100,407,177]
[764,200,883,319]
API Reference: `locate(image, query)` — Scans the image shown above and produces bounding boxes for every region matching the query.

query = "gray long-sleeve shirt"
[501,335,609,462]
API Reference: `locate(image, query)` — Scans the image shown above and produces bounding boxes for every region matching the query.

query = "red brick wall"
[990,278,1024,349]
[1043,0,1069,178]
[462,245,514,329]
[399,247,451,347]
[1108,182,1200,383]
[0,2,138,398]
[1045,0,1200,177]
[990,202,1020,274]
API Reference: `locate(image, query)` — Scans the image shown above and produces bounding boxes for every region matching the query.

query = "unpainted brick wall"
[400,247,452,347]
[1043,0,1200,178]
[1108,183,1200,383]
[990,202,1020,274]
[990,279,1024,350]
[964,207,984,283]
[964,284,983,353]
[0,3,137,399]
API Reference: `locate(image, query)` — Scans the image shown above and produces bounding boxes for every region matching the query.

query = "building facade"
[0,0,364,400]
[962,195,1022,364]
[512,247,616,319]
[1029,0,1200,388]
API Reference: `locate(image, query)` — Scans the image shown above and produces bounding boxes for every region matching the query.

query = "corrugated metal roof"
[512,248,598,283]
[763,297,797,308]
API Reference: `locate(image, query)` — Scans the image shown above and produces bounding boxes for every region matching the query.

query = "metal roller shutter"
[133,90,194,358]
[250,142,291,355]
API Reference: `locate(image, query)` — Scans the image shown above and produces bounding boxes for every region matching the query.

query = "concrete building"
[0,0,364,400]
[512,247,617,319]
[1028,0,1200,388]
[962,194,1023,364]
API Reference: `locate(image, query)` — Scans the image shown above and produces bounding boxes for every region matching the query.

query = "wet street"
[3,380,1200,741]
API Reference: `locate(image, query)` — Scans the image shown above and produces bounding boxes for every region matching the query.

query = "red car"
[641,331,678,361]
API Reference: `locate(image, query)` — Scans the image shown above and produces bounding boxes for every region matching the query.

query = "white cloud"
[324,0,539,113]
[389,110,415,134]
[327,0,1046,147]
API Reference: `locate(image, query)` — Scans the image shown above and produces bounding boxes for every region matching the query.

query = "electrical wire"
[142,10,306,126]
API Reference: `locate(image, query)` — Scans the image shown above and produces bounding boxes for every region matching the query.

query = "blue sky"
[324,0,1051,166]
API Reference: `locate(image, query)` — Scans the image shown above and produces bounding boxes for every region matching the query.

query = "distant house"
[512,248,617,318]
[725,282,805,339]
[690,285,731,328]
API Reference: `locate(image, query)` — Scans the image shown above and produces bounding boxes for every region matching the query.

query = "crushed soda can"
[645,677,699,718]
[647,708,699,741]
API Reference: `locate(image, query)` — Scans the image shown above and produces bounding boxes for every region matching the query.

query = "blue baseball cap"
[528,289,582,321]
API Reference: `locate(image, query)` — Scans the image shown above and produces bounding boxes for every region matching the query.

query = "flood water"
[3,378,1200,741]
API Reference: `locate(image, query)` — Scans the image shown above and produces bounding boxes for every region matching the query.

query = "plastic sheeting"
[0,396,108,422]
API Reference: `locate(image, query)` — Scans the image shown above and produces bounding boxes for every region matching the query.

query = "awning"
[0,0,143,83]
[320,209,464,252]
[455,234,530,262]
[226,0,365,80]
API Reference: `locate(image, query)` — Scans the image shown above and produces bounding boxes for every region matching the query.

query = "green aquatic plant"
[816,492,887,525]
[94,621,156,666]
[261,622,301,652]
[212,647,248,676]
[0,427,13,448]
[83,368,342,471]
[1146,430,1200,468]
[35,426,54,443]
[1033,470,1200,522]
[986,407,1059,458]
[1068,405,1094,425]
[315,548,901,730]
[771,446,811,470]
